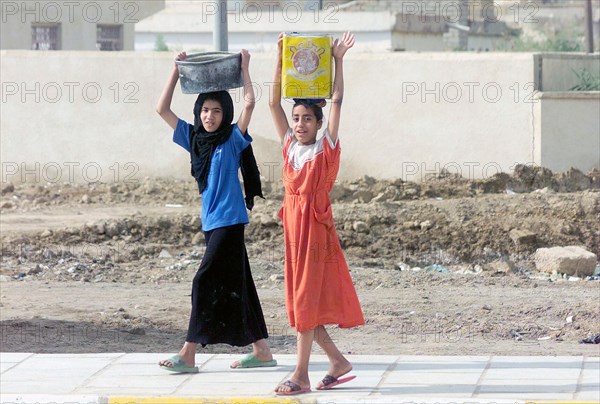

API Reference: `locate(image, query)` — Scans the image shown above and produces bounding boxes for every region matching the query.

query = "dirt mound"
[1,166,598,210]
[1,166,599,355]
[2,166,599,269]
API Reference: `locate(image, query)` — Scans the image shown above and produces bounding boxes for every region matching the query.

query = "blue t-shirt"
[173,119,251,232]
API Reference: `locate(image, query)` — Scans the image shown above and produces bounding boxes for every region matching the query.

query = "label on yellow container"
[282,33,332,99]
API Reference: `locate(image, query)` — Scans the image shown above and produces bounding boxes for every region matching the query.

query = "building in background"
[135,0,392,52]
[136,0,595,53]
[1,0,165,51]
[2,0,595,52]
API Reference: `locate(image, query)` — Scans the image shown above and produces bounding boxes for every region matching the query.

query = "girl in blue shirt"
[155,50,275,373]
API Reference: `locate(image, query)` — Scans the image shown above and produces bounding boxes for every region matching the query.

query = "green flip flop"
[233,354,277,369]
[159,354,199,373]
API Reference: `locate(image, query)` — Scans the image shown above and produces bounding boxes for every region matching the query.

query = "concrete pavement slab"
[1,353,599,403]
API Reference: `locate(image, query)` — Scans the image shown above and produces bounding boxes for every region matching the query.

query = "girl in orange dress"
[269,32,364,396]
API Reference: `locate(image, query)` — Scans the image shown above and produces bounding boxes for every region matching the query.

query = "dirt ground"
[1,165,599,357]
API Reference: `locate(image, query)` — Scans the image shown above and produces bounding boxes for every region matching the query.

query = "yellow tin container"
[282,33,332,99]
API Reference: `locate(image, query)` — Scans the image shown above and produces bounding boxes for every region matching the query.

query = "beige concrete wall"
[534,92,600,173]
[325,52,538,182]
[1,50,182,185]
[1,50,596,186]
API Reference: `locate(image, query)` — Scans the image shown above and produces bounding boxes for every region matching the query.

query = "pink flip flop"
[275,379,311,396]
[316,374,356,390]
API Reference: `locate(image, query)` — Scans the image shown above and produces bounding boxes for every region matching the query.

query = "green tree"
[502,25,584,52]
[154,34,169,52]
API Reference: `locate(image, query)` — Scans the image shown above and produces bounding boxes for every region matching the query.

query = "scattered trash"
[166,263,184,271]
[165,204,183,208]
[395,262,411,271]
[425,264,449,273]
[511,330,523,341]
[453,264,488,275]
[568,276,581,282]
[537,336,551,341]
[158,249,173,259]
[580,334,600,344]
[566,315,574,323]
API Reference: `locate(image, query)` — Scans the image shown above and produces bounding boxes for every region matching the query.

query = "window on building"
[97,25,123,51]
[31,24,60,50]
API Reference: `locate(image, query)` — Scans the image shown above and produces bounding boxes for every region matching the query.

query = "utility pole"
[214,0,228,52]
[458,0,469,50]
[584,0,594,53]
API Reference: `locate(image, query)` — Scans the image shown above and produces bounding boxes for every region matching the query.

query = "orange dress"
[278,128,365,332]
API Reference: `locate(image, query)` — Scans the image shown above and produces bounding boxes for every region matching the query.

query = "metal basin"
[176,52,243,94]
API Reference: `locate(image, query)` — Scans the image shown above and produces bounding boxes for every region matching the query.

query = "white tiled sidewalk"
[1,353,599,403]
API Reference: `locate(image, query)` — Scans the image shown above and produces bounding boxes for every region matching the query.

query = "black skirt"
[186,224,269,347]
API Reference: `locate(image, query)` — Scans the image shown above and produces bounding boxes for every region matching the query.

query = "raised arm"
[236,49,255,135]
[269,33,290,143]
[327,32,355,144]
[156,51,186,130]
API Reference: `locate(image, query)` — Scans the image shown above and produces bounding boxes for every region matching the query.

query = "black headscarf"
[189,91,263,210]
